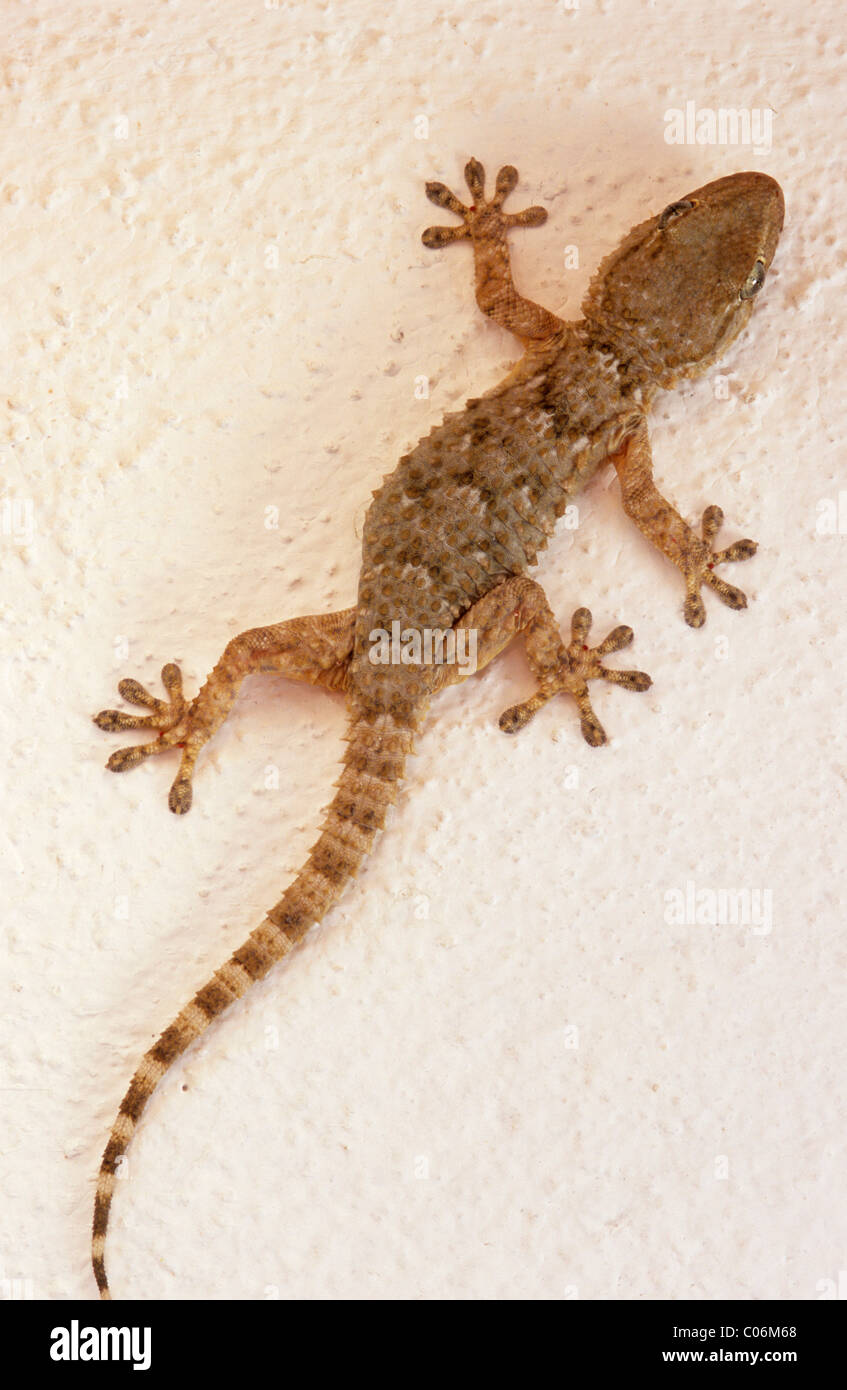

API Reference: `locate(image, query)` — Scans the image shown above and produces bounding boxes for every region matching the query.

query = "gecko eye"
[740,259,766,299]
[658,199,695,229]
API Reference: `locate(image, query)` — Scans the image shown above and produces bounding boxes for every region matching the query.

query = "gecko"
[91,159,784,1298]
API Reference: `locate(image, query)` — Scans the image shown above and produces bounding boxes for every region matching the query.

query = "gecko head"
[582,172,784,386]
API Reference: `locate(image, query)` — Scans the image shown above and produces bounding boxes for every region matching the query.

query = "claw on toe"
[422,158,548,249]
[499,607,652,745]
[105,744,155,773]
[168,773,193,816]
[499,693,548,735]
[683,507,758,628]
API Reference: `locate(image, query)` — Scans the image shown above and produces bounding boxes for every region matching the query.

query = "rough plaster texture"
[3,0,846,1300]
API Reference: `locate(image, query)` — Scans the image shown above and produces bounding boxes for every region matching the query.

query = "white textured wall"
[4,0,846,1300]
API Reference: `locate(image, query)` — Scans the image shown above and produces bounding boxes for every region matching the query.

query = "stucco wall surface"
[2,0,845,1300]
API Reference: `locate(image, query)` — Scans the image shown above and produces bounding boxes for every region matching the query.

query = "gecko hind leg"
[499,604,651,745]
[94,608,355,814]
[438,579,651,746]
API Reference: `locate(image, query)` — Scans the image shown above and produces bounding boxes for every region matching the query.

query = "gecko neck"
[576,319,661,404]
[512,324,657,498]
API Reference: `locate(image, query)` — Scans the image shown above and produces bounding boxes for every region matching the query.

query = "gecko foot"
[682,505,758,628]
[94,663,200,814]
[422,158,548,249]
[498,608,652,745]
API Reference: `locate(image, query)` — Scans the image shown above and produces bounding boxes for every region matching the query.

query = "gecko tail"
[92,709,418,1299]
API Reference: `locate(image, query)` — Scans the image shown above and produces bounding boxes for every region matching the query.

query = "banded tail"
[92,710,417,1299]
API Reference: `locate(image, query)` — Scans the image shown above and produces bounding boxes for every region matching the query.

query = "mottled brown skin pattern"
[91,160,784,1297]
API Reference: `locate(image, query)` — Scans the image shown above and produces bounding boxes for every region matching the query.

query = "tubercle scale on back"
[91,710,417,1299]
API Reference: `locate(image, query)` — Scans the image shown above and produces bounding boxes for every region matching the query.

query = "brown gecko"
[91,159,784,1298]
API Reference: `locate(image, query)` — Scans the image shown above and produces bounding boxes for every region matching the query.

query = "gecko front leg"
[94,608,355,813]
[611,420,758,628]
[422,158,565,345]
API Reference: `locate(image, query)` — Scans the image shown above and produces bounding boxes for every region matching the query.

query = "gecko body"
[92,161,784,1297]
